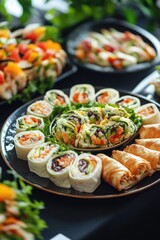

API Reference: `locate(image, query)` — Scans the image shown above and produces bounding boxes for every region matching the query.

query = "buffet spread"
[0,24,67,100]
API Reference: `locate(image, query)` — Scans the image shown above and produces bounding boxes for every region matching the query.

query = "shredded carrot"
[61,132,69,143]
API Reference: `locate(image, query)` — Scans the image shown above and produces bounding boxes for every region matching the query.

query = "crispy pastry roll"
[135,138,160,152]
[14,130,45,160]
[135,103,160,125]
[69,153,102,193]
[124,144,160,171]
[95,88,119,104]
[111,150,152,179]
[47,150,78,188]
[97,153,133,191]
[139,123,160,139]
[16,115,44,133]
[44,89,70,107]
[28,142,59,178]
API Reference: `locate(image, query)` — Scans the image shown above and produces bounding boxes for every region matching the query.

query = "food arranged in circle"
[12,84,160,193]
[75,28,157,69]
[0,24,67,100]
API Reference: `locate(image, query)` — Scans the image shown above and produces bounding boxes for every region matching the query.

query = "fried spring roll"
[97,153,134,191]
[139,123,160,139]
[135,138,160,152]
[124,144,160,171]
[111,150,152,179]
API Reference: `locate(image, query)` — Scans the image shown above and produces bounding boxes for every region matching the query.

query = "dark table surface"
[1,16,160,239]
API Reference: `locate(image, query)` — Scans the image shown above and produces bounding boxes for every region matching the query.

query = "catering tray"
[1,87,160,199]
[66,18,160,74]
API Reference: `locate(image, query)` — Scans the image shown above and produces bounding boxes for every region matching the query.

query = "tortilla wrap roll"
[47,150,78,188]
[16,115,44,133]
[95,88,119,104]
[27,100,53,118]
[70,84,95,104]
[115,95,140,109]
[44,89,70,107]
[106,116,137,146]
[69,153,102,193]
[28,142,59,178]
[52,118,78,146]
[135,103,160,125]
[78,107,103,124]
[14,130,45,160]
[102,105,130,119]
[75,124,108,148]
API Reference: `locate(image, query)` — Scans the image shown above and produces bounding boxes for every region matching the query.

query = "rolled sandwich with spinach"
[28,142,59,178]
[78,107,103,124]
[75,124,108,148]
[60,110,88,132]
[47,150,78,188]
[52,118,78,146]
[107,116,137,146]
[69,153,102,193]
[102,105,130,119]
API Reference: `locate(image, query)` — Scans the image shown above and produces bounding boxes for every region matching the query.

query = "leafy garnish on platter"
[124,107,143,130]
[8,76,54,103]
[0,171,47,240]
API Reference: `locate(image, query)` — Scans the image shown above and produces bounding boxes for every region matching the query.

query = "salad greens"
[0,171,47,240]
[8,76,54,104]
